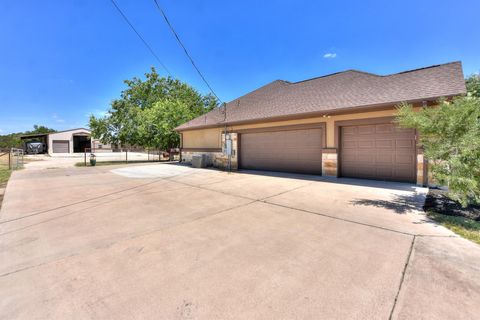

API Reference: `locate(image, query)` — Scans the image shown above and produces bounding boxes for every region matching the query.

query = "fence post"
[8,149,11,170]
[84,151,87,166]
[126,150,128,163]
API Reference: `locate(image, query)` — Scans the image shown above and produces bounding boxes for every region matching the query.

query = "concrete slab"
[0,201,412,319]
[201,172,317,200]
[393,236,480,320]
[266,177,454,236]
[0,162,478,319]
[1,166,157,222]
[0,177,251,276]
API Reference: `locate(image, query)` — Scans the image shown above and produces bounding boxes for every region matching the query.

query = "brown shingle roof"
[176,61,466,131]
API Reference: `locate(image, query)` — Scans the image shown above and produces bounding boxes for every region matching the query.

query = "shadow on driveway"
[350,193,426,215]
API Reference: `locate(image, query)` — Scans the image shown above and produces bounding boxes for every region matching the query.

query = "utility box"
[192,154,207,168]
[225,138,233,156]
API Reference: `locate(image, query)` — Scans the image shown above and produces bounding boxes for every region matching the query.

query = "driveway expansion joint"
[263,200,417,237]
[388,235,416,320]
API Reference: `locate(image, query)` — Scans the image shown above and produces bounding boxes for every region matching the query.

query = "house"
[21,128,111,155]
[175,61,466,186]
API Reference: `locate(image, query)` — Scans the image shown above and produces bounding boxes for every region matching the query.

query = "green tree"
[396,94,480,206]
[26,125,57,135]
[89,67,217,149]
[466,74,480,98]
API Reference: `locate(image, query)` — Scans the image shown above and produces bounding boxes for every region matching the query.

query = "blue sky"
[1,0,479,134]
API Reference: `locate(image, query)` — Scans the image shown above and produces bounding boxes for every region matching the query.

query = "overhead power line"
[109,0,172,76]
[152,0,223,104]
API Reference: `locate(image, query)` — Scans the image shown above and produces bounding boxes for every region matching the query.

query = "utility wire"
[152,0,223,104]
[109,0,172,76]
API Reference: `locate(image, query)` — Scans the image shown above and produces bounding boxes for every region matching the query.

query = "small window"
[98,144,103,149]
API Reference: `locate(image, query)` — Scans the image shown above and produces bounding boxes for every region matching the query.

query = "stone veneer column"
[321,149,338,177]
[216,132,238,170]
[416,148,426,186]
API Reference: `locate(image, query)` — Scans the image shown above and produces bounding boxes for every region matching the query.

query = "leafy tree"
[26,125,57,135]
[89,67,217,149]
[396,94,480,206]
[0,134,22,149]
[466,74,480,98]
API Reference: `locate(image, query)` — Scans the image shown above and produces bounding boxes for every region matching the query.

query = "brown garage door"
[52,140,69,153]
[340,123,416,182]
[240,128,323,174]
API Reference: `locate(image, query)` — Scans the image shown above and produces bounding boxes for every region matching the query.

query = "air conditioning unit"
[191,154,207,168]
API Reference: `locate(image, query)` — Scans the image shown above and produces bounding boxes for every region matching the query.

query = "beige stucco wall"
[182,127,223,149]
[181,108,409,149]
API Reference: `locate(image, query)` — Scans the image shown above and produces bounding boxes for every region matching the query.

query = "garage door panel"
[375,140,394,148]
[342,127,356,135]
[396,139,415,148]
[240,128,323,174]
[376,166,394,176]
[358,140,375,148]
[342,154,357,162]
[396,154,415,164]
[342,140,357,148]
[340,123,415,183]
[376,153,394,163]
[52,140,69,153]
[357,153,375,162]
[375,124,394,133]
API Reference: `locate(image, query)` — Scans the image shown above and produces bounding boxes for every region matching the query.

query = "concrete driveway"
[0,163,479,319]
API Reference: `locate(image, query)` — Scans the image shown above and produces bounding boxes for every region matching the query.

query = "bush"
[396,95,480,206]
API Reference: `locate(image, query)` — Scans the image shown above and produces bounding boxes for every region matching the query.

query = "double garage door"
[339,123,416,182]
[239,121,416,183]
[240,128,323,174]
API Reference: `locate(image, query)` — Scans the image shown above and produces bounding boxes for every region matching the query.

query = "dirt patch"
[424,188,480,221]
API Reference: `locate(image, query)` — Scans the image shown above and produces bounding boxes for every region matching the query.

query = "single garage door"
[340,123,416,182]
[240,128,323,174]
[52,140,69,153]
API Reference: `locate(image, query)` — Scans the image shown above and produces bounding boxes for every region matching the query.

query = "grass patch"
[0,166,12,188]
[75,160,163,167]
[427,211,480,245]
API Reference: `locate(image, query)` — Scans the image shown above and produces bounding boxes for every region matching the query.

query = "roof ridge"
[290,61,462,84]
[392,61,462,76]
[291,70,379,85]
